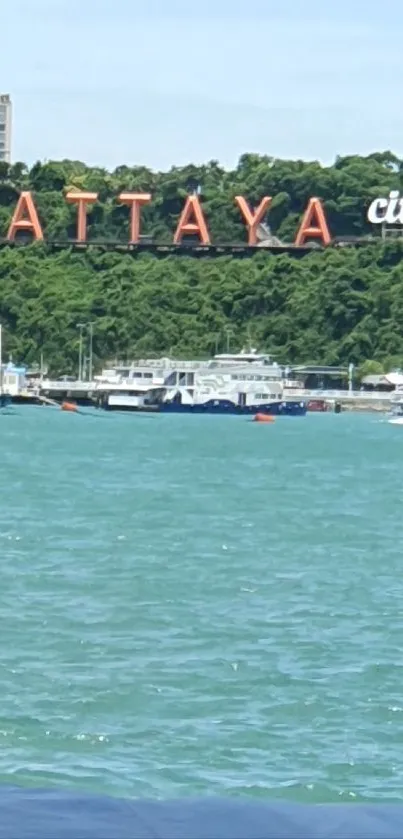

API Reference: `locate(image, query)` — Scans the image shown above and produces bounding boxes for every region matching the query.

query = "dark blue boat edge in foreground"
[160,399,307,416]
[0,393,11,409]
[0,789,402,839]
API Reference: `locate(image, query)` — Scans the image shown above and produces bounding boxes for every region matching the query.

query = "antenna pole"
[88,322,95,382]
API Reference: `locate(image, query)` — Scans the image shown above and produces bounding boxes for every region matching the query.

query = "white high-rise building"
[0,95,12,163]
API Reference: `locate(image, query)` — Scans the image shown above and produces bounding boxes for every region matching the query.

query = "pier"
[38,380,95,407]
[20,382,399,414]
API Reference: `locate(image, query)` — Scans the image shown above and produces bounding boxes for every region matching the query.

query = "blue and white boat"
[94,348,307,415]
[158,348,307,415]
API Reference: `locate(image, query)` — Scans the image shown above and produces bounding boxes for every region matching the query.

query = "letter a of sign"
[294,197,331,247]
[173,195,210,245]
[7,192,44,241]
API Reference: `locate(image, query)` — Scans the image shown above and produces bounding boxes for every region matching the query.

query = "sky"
[2,0,403,172]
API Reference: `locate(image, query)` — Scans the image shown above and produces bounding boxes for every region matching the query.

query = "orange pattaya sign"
[118,193,152,243]
[65,192,98,242]
[3,191,333,247]
[7,192,44,241]
[294,197,331,247]
[235,197,272,245]
[173,195,210,245]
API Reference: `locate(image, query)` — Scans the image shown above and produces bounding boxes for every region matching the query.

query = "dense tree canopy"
[0,152,403,374]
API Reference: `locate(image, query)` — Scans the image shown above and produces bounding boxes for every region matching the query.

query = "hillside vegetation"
[0,153,403,373]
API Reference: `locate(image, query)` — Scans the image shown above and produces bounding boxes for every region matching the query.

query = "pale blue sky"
[2,0,403,170]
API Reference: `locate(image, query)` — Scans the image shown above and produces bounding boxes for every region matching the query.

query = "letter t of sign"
[117,193,152,243]
[66,192,98,242]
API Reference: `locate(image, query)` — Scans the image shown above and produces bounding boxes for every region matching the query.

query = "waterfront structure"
[24,348,403,413]
[0,95,11,163]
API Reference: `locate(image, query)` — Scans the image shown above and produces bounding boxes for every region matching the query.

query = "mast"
[88,322,95,383]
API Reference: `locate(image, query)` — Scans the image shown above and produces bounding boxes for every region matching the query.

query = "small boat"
[254,413,275,423]
[307,398,330,412]
[387,400,403,424]
[61,400,78,413]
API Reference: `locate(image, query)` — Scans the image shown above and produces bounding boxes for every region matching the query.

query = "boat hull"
[102,401,159,412]
[0,394,11,409]
[160,399,307,416]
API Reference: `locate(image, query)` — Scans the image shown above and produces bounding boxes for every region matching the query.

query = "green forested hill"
[2,241,403,375]
[0,153,403,373]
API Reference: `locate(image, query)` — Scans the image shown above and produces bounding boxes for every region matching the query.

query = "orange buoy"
[254,413,275,423]
[61,401,78,413]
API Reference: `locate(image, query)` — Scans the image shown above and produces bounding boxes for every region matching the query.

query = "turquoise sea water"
[1,408,403,803]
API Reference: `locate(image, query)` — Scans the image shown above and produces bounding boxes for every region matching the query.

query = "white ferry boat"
[94,349,307,416]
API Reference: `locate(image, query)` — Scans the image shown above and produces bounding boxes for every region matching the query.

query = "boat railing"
[287,388,394,401]
[39,379,95,391]
[106,358,209,370]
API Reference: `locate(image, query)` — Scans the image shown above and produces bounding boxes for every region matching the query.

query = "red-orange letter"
[235,196,272,245]
[7,191,44,241]
[294,197,331,246]
[173,195,210,245]
[66,191,98,242]
[118,192,152,243]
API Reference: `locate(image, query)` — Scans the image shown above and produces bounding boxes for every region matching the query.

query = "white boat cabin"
[162,362,284,406]
[1,362,27,396]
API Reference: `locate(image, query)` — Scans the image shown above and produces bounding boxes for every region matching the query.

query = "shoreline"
[337,400,390,413]
[7,395,392,415]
